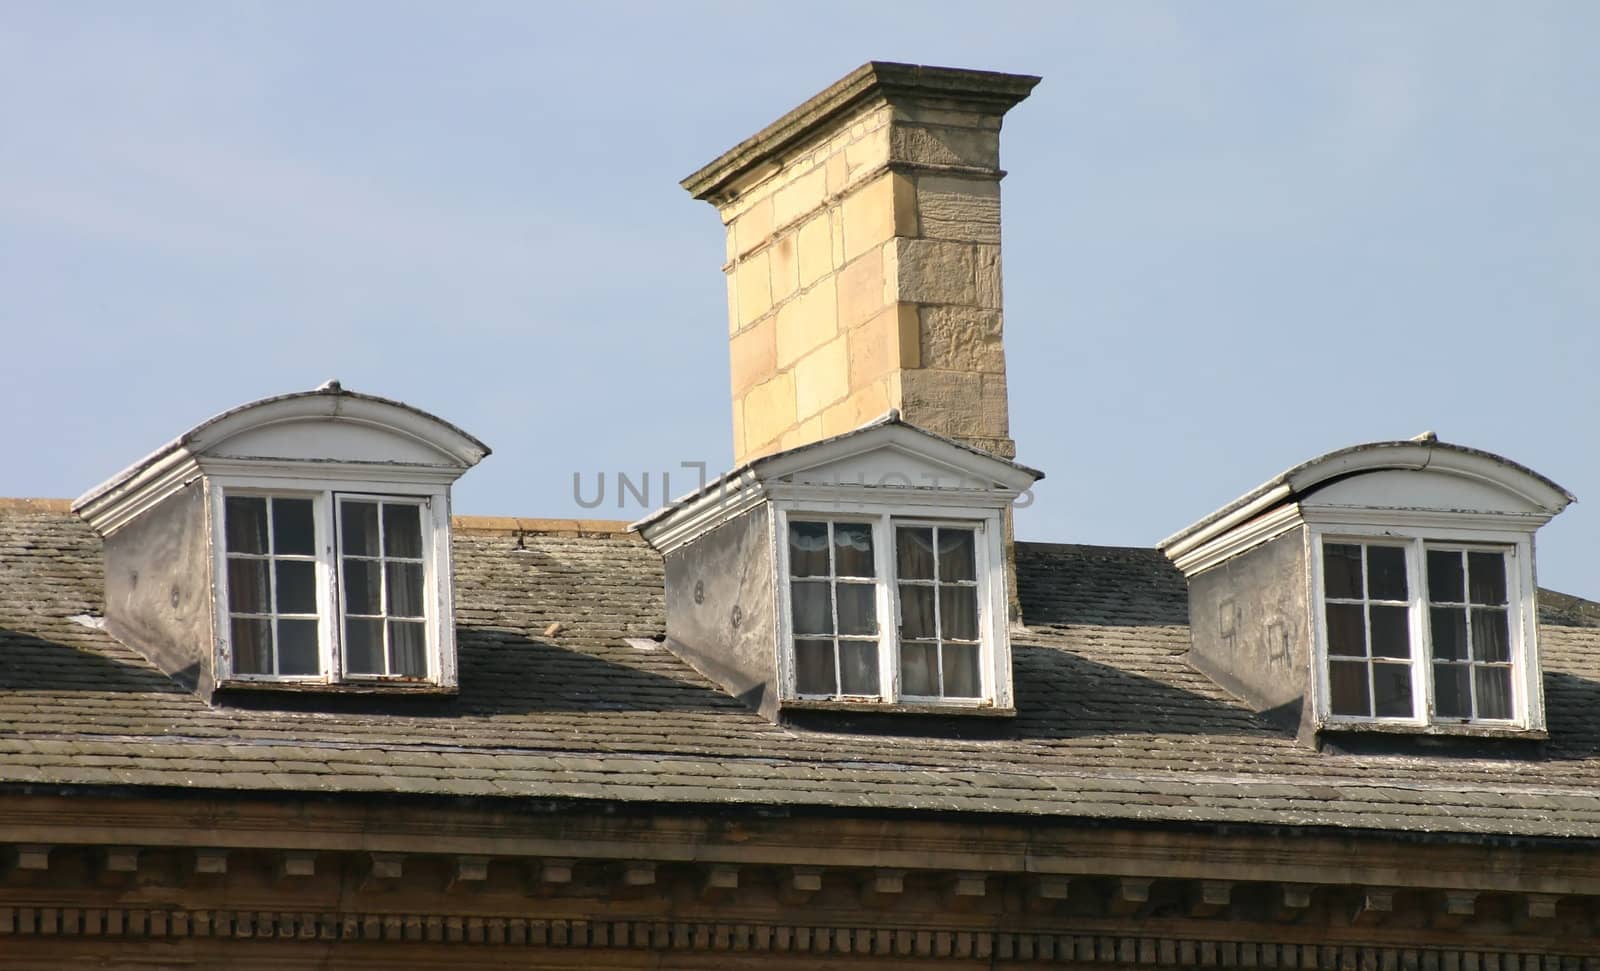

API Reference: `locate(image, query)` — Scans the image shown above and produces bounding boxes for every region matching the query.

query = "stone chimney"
[683,62,1039,465]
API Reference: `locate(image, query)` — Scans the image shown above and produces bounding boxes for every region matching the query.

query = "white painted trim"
[1159,483,1294,562]
[1169,504,1304,578]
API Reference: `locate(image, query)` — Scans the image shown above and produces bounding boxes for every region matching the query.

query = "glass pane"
[277,619,320,675]
[940,585,979,641]
[898,585,937,640]
[1427,549,1465,603]
[896,527,936,580]
[832,523,875,578]
[942,644,981,698]
[1325,603,1366,657]
[1366,546,1408,601]
[900,641,938,696]
[1329,661,1370,716]
[341,501,380,558]
[1322,544,1363,600]
[838,641,879,695]
[383,503,423,558]
[346,618,384,674]
[224,497,269,554]
[1372,662,1413,717]
[227,559,270,615]
[343,559,382,615]
[937,529,977,582]
[788,521,831,577]
[389,621,427,677]
[1472,608,1510,662]
[835,582,877,636]
[1433,664,1470,718]
[1369,605,1410,659]
[1468,552,1508,605]
[231,617,271,674]
[790,581,833,636]
[275,560,316,615]
[386,562,426,618]
[1475,667,1513,720]
[794,639,836,695]
[272,498,315,556]
[1430,607,1468,661]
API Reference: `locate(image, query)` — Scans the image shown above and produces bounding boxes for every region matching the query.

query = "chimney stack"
[683,62,1039,465]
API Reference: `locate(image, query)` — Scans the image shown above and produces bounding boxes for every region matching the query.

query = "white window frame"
[207,475,457,689]
[771,503,1012,710]
[1308,523,1541,732]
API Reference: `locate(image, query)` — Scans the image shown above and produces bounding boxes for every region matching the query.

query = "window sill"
[780,697,1015,718]
[1317,719,1546,741]
[214,678,457,697]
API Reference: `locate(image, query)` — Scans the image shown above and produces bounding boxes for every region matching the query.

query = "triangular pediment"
[752,420,1041,496]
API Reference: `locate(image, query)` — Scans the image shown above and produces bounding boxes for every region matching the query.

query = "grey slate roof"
[4,503,1600,838]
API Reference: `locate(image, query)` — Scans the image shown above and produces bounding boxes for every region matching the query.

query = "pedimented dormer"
[73,382,489,699]
[634,413,1041,720]
[1160,437,1573,740]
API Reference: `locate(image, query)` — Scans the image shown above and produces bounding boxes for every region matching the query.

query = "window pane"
[790,581,832,636]
[788,521,830,577]
[794,639,836,695]
[386,562,426,619]
[896,527,936,580]
[898,585,936,640]
[1325,603,1366,657]
[277,619,320,675]
[1372,662,1413,717]
[225,497,269,554]
[1329,661,1370,716]
[346,618,384,674]
[900,642,938,696]
[1430,607,1468,661]
[942,644,981,698]
[838,641,879,695]
[341,502,381,558]
[1427,549,1465,603]
[832,523,875,578]
[835,582,877,636]
[1468,552,1507,605]
[1433,664,1470,718]
[389,621,427,677]
[231,618,271,674]
[937,529,977,582]
[1366,546,1408,601]
[343,559,381,615]
[1475,667,1513,720]
[940,585,979,642]
[1322,544,1363,599]
[227,559,270,615]
[1472,608,1510,662]
[1369,605,1410,659]
[275,561,316,615]
[272,498,315,556]
[382,503,423,558]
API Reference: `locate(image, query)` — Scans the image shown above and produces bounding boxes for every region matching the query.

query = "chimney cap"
[682,61,1041,203]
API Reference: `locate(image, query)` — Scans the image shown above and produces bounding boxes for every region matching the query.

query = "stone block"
[890,124,999,170]
[797,212,832,287]
[847,304,919,390]
[725,271,739,336]
[778,416,825,452]
[733,199,774,260]
[825,150,848,197]
[841,173,898,263]
[773,165,827,232]
[844,126,891,185]
[890,104,1003,131]
[892,237,977,307]
[729,317,777,397]
[776,277,837,370]
[769,233,800,304]
[919,305,1005,374]
[917,176,1001,244]
[731,398,745,456]
[836,247,887,331]
[830,207,846,269]
[980,372,1011,437]
[735,251,772,328]
[793,334,850,419]
[821,378,894,438]
[899,368,985,439]
[975,244,1003,309]
[740,372,796,459]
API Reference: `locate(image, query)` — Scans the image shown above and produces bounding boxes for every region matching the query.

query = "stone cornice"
[681,61,1040,203]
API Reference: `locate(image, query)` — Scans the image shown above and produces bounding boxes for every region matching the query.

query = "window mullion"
[265,497,280,675]
[877,515,894,703]
[1409,538,1429,723]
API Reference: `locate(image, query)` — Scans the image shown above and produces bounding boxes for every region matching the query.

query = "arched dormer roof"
[74,382,490,535]
[1160,438,1574,574]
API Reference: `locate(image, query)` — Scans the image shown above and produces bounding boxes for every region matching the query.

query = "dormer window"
[73,383,489,700]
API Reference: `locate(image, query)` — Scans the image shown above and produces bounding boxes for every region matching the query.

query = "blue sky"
[3,3,1596,595]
